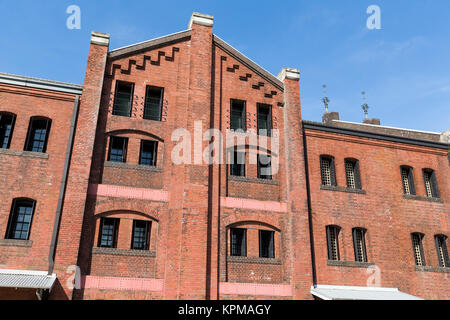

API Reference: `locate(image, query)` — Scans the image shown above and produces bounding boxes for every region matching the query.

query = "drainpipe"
[302,123,317,288]
[48,95,80,276]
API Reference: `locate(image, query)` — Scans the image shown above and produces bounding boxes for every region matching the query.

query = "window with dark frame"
[112,81,134,117]
[230,149,245,177]
[423,169,439,198]
[98,218,119,248]
[139,140,158,166]
[435,235,450,268]
[401,166,416,195]
[108,136,128,163]
[230,100,246,131]
[24,117,51,153]
[411,233,426,266]
[257,103,272,137]
[144,86,164,121]
[0,113,16,149]
[353,228,367,262]
[320,156,336,186]
[259,230,275,259]
[345,159,362,189]
[230,228,246,257]
[258,154,272,180]
[6,199,36,241]
[131,220,151,251]
[326,226,340,261]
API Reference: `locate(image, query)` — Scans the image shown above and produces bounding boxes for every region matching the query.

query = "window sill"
[227,256,282,265]
[320,185,366,195]
[227,175,278,186]
[415,266,450,273]
[0,149,49,159]
[327,260,374,268]
[0,239,33,247]
[403,195,443,203]
[104,161,162,172]
[92,247,156,257]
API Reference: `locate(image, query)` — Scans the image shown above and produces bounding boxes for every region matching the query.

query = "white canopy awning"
[311,285,423,300]
[0,269,57,290]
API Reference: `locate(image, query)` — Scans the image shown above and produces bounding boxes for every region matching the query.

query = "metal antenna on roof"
[322,84,330,114]
[361,91,369,120]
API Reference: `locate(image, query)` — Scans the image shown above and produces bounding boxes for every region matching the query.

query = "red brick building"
[0,13,448,300]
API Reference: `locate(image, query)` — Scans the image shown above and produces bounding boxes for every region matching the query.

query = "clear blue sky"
[0,0,449,132]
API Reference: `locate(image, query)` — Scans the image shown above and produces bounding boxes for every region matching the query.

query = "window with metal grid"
[326,226,340,261]
[131,220,151,251]
[139,140,158,166]
[353,228,367,262]
[230,228,246,257]
[257,103,272,137]
[6,199,36,240]
[112,81,134,117]
[230,100,246,131]
[411,233,425,266]
[257,154,272,180]
[345,159,361,189]
[108,136,128,163]
[98,218,119,248]
[423,169,439,198]
[25,117,51,153]
[230,149,245,177]
[320,156,335,186]
[144,86,164,121]
[401,166,415,195]
[435,235,450,268]
[259,230,275,258]
[0,113,16,149]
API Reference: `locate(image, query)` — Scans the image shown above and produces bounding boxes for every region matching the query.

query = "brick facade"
[0,13,448,300]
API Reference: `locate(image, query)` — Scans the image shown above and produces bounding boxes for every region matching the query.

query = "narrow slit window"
[423,169,439,198]
[345,159,361,189]
[320,156,336,186]
[0,113,16,149]
[98,218,119,248]
[411,233,425,266]
[6,199,36,241]
[353,228,367,262]
[112,81,134,117]
[259,230,275,258]
[435,235,450,268]
[25,117,51,153]
[257,103,272,137]
[230,228,246,257]
[144,86,164,121]
[230,149,245,177]
[326,226,340,261]
[108,136,128,163]
[131,220,151,251]
[230,100,246,131]
[258,154,272,180]
[401,166,415,195]
[140,140,158,166]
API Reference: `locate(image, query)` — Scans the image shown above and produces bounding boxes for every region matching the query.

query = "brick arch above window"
[106,129,164,143]
[225,220,281,233]
[93,201,164,222]
[94,210,159,223]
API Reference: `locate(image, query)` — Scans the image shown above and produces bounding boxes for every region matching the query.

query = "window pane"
[8,200,35,240]
[230,228,246,256]
[321,158,332,186]
[257,104,272,137]
[354,229,367,262]
[259,230,275,258]
[113,82,133,117]
[412,234,424,266]
[25,119,51,153]
[144,86,163,121]
[99,218,118,248]
[230,100,245,131]
[345,161,356,189]
[140,140,157,166]
[0,114,15,149]
[327,226,340,261]
[258,155,272,180]
[132,220,151,250]
[109,137,127,163]
[230,150,245,177]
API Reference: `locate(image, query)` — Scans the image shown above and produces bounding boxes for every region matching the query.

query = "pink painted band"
[88,184,169,202]
[221,197,288,213]
[219,282,292,297]
[81,276,164,292]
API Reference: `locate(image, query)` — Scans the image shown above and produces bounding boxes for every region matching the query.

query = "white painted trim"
[333,120,440,135]
[188,12,214,29]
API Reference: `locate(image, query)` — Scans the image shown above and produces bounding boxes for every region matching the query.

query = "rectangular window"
[230,149,245,177]
[112,81,134,117]
[6,199,36,241]
[25,118,51,153]
[258,154,272,180]
[144,86,164,121]
[435,235,450,268]
[140,140,158,166]
[345,159,362,189]
[401,167,415,195]
[98,218,119,248]
[108,136,128,163]
[320,156,336,186]
[326,226,340,261]
[230,228,246,257]
[230,100,246,131]
[423,170,439,198]
[131,220,151,251]
[257,103,272,137]
[259,230,275,258]
[0,113,16,149]
[353,228,367,262]
[411,233,425,266]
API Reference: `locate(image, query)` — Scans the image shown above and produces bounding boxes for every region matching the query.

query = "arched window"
[423,169,439,198]
[320,155,336,186]
[326,225,341,261]
[435,235,449,268]
[352,228,368,262]
[411,233,425,266]
[24,117,52,153]
[345,158,362,189]
[0,112,16,149]
[400,166,415,195]
[6,198,36,240]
